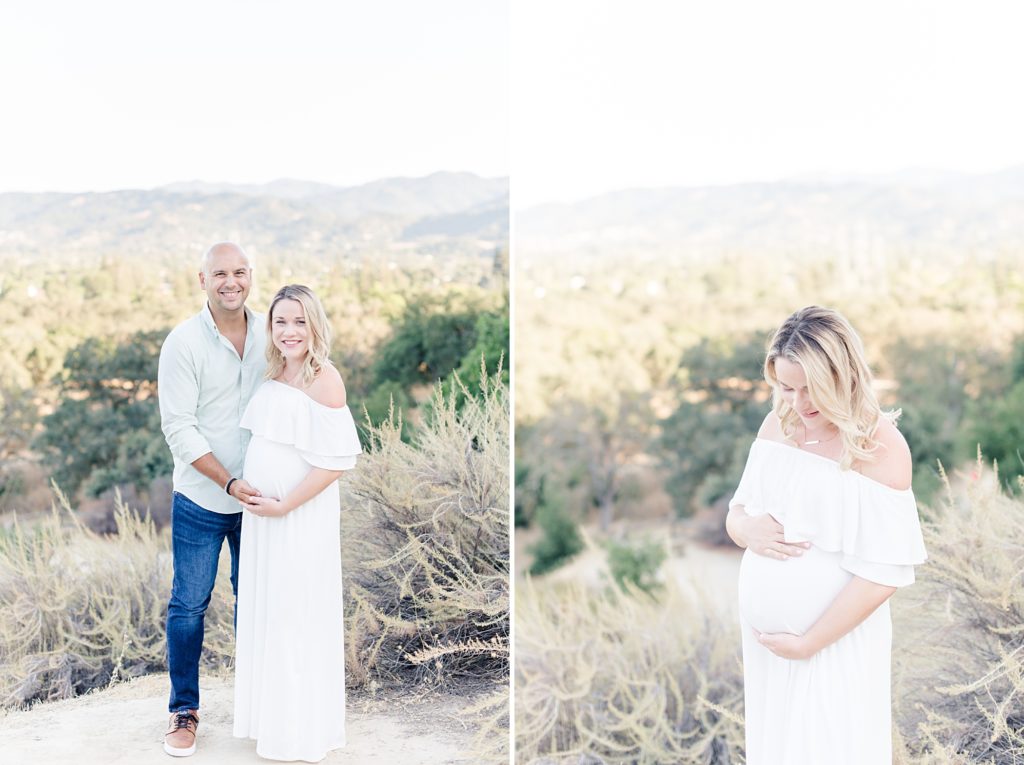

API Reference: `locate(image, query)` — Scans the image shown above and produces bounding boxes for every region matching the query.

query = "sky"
[0,0,508,193]
[511,0,1024,208]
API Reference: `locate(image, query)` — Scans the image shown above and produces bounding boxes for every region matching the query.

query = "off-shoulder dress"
[232,379,362,762]
[731,438,927,764]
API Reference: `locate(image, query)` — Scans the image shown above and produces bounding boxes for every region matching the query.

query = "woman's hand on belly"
[240,494,292,518]
[754,629,816,660]
[729,506,812,560]
[752,576,898,660]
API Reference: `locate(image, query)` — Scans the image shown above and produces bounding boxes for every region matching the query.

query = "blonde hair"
[764,306,896,469]
[265,284,332,387]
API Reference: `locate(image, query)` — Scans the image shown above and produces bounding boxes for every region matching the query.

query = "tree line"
[0,251,508,519]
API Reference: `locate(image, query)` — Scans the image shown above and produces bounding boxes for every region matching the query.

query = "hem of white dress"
[233,732,346,763]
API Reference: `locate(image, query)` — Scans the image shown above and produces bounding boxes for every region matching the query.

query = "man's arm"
[190,452,260,502]
[157,331,259,502]
[158,331,213,465]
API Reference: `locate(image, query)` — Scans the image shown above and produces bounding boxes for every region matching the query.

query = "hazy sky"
[512,0,1024,208]
[0,0,508,193]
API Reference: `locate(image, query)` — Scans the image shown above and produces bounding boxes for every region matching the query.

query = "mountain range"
[0,172,508,262]
[518,167,1024,262]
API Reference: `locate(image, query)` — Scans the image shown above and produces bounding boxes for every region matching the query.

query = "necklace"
[282,365,304,387]
[801,423,839,446]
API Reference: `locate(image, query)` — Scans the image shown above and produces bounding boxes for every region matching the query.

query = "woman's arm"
[756,576,897,660]
[730,411,811,560]
[240,466,344,517]
[727,503,810,560]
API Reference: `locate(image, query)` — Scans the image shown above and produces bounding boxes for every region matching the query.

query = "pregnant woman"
[726,306,927,764]
[232,284,361,761]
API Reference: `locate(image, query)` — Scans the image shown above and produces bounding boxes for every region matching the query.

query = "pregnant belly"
[738,545,852,635]
[242,436,309,499]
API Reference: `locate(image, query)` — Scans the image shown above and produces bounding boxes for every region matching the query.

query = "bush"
[0,489,235,709]
[605,537,667,596]
[893,458,1024,762]
[515,577,745,764]
[340,372,509,693]
[528,497,583,576]
[34,331,169,500]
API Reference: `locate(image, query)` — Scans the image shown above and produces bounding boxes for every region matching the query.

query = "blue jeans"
[166,491,241,713]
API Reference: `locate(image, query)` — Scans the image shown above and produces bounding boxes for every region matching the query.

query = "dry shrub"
[463,684,512,765]
[515,576,744,765]
[341,372,509,689]
[895,457,1024,762]
[0,487,235,709]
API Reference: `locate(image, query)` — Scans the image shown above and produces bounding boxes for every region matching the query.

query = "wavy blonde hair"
[764,306,897,469]
[265,284,332,387]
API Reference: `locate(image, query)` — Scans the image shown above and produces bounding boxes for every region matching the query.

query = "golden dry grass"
[515,576,744,764]
[893,458,1024,763]
[0,487,234,709]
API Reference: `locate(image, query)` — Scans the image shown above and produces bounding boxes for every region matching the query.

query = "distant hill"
[0,172,508,262]
[518,167,1024,262]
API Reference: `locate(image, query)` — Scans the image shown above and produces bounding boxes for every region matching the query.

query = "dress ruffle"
[730,438,927,586]
[240,380,362,470]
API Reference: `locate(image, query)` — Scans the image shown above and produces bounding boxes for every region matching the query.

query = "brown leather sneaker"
[163,709,199,757]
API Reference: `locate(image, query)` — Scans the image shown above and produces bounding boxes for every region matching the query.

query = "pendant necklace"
[802,423,838,447]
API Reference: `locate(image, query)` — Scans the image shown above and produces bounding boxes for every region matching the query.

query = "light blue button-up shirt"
[157,303,267,514]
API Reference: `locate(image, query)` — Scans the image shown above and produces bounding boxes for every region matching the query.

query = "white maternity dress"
[731,438,927,765]
[232,380,362,762]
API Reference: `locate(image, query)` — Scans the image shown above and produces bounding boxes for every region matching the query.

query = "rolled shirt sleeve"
[158,329,213,465]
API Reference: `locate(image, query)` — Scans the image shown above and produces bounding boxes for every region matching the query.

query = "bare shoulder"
[858,417,912,490]
[756,410,785,442]
[306,364,347,409]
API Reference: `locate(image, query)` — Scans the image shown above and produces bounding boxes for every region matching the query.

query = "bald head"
[198,242,253,317]
[200,241,250,276]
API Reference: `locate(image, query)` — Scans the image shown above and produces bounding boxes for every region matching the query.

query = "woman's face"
[774,356,827,429]
[271,298,308,363]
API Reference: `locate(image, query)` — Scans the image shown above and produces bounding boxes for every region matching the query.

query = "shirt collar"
[200,301,255,338]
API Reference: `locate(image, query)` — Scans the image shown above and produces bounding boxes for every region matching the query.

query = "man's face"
[199,247,251,314]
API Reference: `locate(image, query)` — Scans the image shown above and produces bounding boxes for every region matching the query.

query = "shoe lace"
[172,711,198,732]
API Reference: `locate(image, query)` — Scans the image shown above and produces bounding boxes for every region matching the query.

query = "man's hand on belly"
[229,479,261,503]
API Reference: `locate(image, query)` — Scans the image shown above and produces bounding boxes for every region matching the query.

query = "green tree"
[658,335,769,517]
[0,384,37,501]
[371,301,483,388]
[528,493,583,575]
[605,537,667,596]
[453,310,509,393]
[35,330,171,498]
[358,380,413,443]
[887,338,973,498]
[961,355,1024,491]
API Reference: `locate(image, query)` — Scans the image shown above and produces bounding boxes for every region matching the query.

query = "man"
[157,242,266,757]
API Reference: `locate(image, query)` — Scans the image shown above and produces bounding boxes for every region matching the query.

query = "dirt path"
[0,673,485,765]
[521,526,742,615]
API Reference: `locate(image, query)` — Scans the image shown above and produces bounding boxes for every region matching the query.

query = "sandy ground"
[0,673,487,765]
